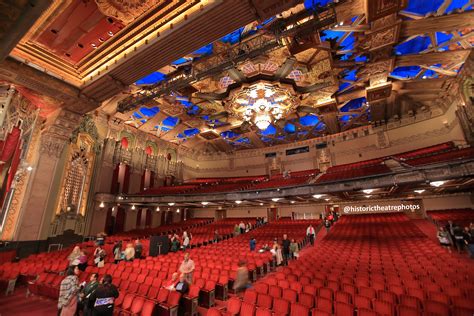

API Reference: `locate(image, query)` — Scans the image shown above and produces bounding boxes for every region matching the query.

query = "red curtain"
[110,164,120,194]
[136,209,142,228]
[150,171,155,188]
[105,208,113,235]
[115,207,125,233]
[123,164,130,194]
[6,140,21,193]
[145,209,152,227]
[140,170,145,192]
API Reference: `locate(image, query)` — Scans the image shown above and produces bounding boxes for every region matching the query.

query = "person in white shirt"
[239,221,246,234]
[306,224,315,246]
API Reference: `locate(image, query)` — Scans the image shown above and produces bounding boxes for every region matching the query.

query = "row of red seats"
[427,208,474,228]
[316,164,391,183]
[405,147,474,166]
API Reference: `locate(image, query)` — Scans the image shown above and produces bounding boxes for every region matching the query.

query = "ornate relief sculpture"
[95,0,162,24]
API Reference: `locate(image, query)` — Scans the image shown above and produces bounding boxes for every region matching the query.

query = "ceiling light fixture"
[271,198,280,202]
[414,189,425,194]
[259,203,264,206]
[201,202,209,206]
[99,202,105,208]
[365,195,371,198]
[131,205,136,210]
[324,198,330,201]
[177,208,180,213]
[430,181,445,187]
[290,201,295,204]
[235,200,242,204]
[168,202,175,206]
[156,206,160,212]
[230,82,296,130]
[362,189,374,194]
[26,166,33,171]
[313,194,324,199]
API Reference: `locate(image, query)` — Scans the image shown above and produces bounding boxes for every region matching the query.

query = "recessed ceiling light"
[362,189,374,194]
[176,208,180,213]
[235,200,242,204]
[365,195,371,198]
[201,202,209,205]
[414,189,425,194]
[430,181,445,187]
[26,166,33,171]
[259,203,263,206]
[290,201,295,204]
[131,205,136,210]
[271,198,280,202]
[313,194,324,199]
[168,202,175,206]
[99,202,105,208]
[324,198,330,201]
[156,206,160,211]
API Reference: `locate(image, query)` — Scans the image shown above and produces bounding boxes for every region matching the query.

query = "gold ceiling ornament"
[227,81,299,130]
[95,0,161,24]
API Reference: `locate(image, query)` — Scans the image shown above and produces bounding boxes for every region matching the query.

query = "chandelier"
[229,82,296,130]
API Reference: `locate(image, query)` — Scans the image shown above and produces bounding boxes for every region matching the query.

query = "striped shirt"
[58,275,79,309]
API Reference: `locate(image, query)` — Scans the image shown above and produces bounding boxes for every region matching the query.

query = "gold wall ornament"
[55,133,96,217]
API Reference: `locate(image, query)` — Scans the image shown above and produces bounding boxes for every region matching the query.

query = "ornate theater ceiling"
[1,0,473,152]
[107,0,473,152]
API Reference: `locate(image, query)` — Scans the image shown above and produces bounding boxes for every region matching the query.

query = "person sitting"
[58,266,80,316]
[164,272,179,291]
[124,243,135,261]
[78,251,88,271]
[89,274,119,316]
[233,260,249,293]
[68,246,81,266]
[174,274,189,294]
[179,253,195,284]
[134,239,143,259]
[81,273,99,316]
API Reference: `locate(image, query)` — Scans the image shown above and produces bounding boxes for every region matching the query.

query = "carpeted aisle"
[0,287,57,316]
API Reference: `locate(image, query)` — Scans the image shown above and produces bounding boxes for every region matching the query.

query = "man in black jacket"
[90,274,119,316]
[281,234,291,265]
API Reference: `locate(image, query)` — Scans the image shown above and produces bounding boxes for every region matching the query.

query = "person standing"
[124,243,135,261]
[93,245,106,267]
[289,239,299,259]
[113,241,122,264]
[81,273,99,316]
[234,224,240,236]
[324,219,331,233]
[58,266,80,316]
[232,261,249,293]
[281,234,291,264]
[183,231,190,250]
[239,221,246,234]
[90,274,119,316]
[134,239,143,259]
[463,227,474,258]
[249,238,256,251]
[179,253,195,284]
[306,224,315,246]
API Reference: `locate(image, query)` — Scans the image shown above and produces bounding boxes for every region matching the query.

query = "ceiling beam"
[400,10,474,37]
[395,49,471,67]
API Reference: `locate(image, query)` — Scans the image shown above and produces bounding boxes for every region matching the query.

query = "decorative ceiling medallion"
[226,81,299,130]
[199,130,220,140]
